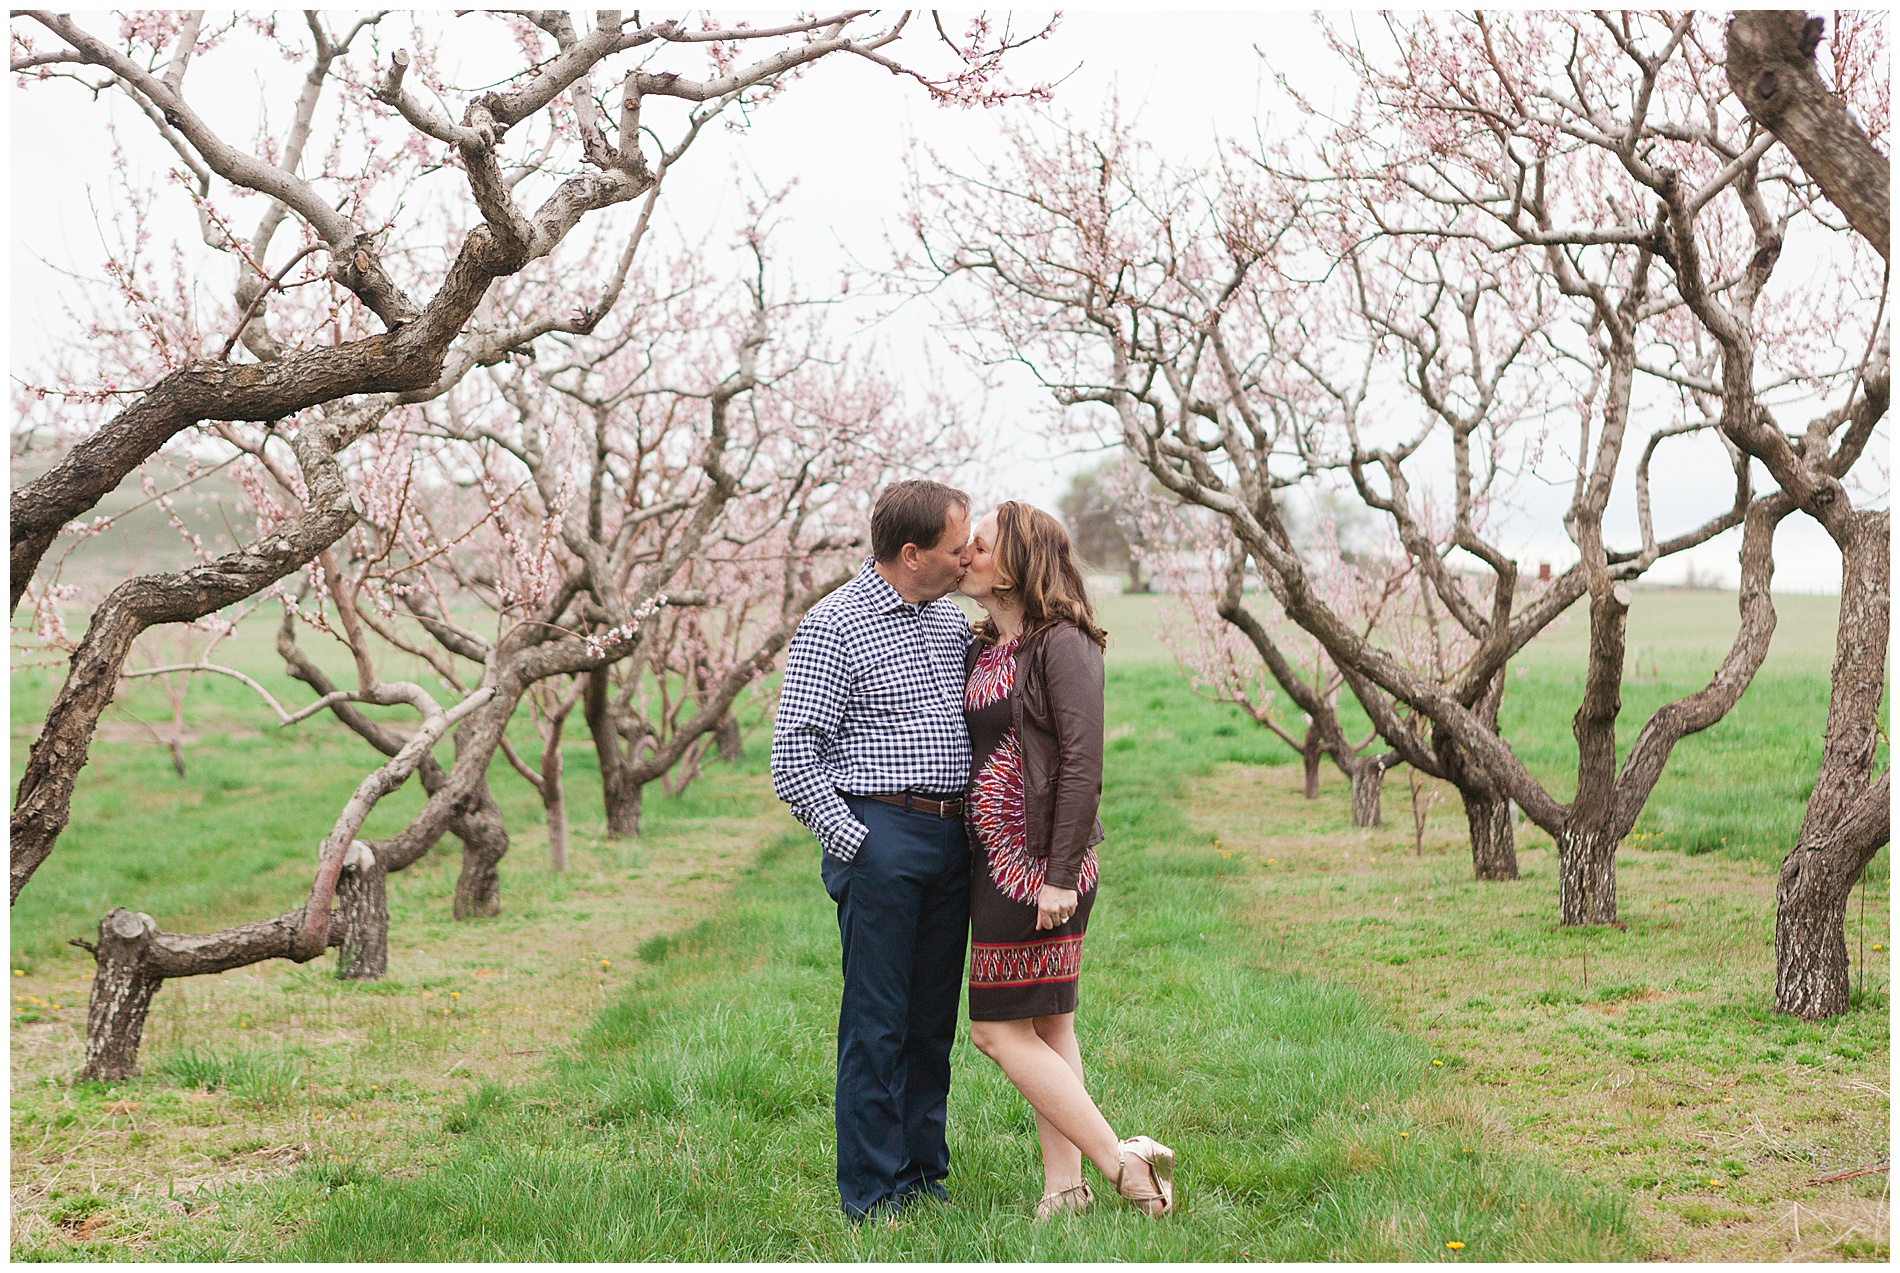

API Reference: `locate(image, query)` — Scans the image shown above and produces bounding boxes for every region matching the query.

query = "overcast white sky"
[9,10,1872,591]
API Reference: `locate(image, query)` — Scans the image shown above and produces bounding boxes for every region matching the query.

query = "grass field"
[8,589,1887,1259]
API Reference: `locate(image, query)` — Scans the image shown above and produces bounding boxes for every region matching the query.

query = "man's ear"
[897,542,922,572]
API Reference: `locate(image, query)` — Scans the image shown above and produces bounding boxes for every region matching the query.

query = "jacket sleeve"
[1042,624,1105,891]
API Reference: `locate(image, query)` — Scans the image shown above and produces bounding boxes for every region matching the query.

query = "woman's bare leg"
[1031,1014,1087,1192]
[969,1017,1121,1182]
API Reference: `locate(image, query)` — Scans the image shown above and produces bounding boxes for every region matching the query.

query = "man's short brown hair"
[871,480,971,562]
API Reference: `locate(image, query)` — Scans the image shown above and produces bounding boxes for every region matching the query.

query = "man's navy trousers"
[820,795,971,1220]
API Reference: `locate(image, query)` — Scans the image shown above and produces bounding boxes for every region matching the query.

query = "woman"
[958,501,1175,1219]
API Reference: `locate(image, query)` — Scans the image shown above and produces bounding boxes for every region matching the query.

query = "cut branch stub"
[334,842,388,981]
[80,908,163,1082]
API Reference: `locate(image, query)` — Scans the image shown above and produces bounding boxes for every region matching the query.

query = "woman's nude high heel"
[1115,1135,1175,1216]
[1034,1181,1093,1221]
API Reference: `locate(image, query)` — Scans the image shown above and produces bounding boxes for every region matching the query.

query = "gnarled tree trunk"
[714,713,744,764]
[585,670,646,839]
[1301,732,1324,799]
[1432,671,1519,882]
[1463,788,1518,882]
[451,780,508,920]
[281,623,512,927]
[1775,509,1890,1018]
[1560,583,1634,922]
[1775,813,1886,1019]
[1557,827,1619,926]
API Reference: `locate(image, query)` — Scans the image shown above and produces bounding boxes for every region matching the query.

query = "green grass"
[1189,757,1888,1260]
[270,665,1633,1261]
[153,1049,303,1106]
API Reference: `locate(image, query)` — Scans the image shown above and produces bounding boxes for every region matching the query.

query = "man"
[770,479,975,1221]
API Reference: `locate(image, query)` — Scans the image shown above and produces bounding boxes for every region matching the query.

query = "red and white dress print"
[964,638,1099,904]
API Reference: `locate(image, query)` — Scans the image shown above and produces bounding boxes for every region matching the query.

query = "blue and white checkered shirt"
[771,558,973,861]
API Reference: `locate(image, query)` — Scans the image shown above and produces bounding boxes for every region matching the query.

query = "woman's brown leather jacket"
[965,619,1105,891]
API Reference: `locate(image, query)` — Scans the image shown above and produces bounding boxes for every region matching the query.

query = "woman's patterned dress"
[963,635,1099,1021]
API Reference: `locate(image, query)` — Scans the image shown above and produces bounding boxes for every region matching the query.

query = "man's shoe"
[848,1197,905,1226]
[898,1182,950,1209]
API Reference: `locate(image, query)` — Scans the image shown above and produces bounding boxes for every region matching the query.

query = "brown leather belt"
[847,790,966,818]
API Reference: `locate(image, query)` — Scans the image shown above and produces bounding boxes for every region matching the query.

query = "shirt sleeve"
[770,614,869,860]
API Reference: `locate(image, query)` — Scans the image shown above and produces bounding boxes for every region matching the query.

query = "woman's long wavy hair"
[975,501,1109,649]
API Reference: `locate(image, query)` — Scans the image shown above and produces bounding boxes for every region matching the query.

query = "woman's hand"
[1035,884,1079,931]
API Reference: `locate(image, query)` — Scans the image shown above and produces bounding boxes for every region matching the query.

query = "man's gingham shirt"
[771,559,973,861]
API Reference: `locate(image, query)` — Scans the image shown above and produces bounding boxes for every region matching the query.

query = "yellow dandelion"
[239,1020,248,1028]
[12,969,22,976]
[1446,1241,1464,1250]
[600,959,611,970]
[1873,944,1884,952]
[1432,1059,1444,1066]
[1400,1132,1410,1139]
[1708,1178,1723,1187]
[450,991,460,999]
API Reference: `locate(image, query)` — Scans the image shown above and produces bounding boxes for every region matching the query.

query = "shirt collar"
[854,557,927,616]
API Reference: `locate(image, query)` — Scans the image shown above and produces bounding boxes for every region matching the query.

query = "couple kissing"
[770,479,1175,1223]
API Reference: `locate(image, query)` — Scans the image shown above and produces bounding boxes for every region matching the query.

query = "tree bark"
[1774,806,1885,1019]
[1463,788,1518,882]
[1422,669,1519,881]
[77,910,164,1082]
[1557,827,1619,925]
[334,845,388,981]
[1775,508,1890,1018]
[450,780,508,920]
[1301,732,1323,799]
[1348,760,1383,828]
[714,713,744,764]
[541,717,570,872]
[1727,11,1890,262]
[585,669,645,839]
